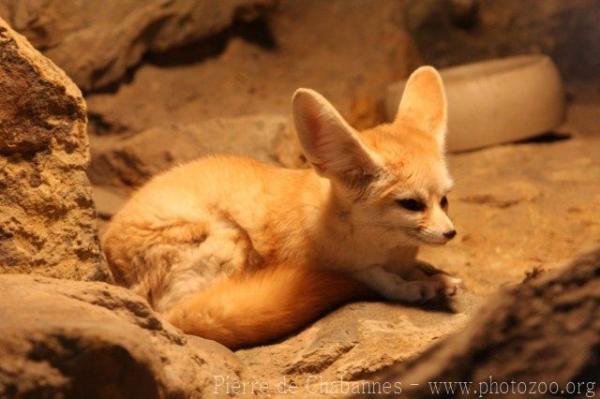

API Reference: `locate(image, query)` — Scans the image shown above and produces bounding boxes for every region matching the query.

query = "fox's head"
[293,66,456,247]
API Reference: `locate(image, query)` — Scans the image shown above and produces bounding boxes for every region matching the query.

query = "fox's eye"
[440,196,448,209]
[396,198,426,212]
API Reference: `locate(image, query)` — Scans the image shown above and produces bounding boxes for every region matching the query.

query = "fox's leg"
[153,222,262,312]
[354,266,460,303]
[109,214,264,313]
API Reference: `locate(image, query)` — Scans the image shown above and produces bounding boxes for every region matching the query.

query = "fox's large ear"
[395,66,447,148]
[293,88,379,183]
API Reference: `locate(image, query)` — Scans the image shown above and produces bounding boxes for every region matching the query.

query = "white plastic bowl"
[385,56,566,152]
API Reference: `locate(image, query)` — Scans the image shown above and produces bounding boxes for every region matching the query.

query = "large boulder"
[360,246,600,398]
[0,274,244,398]
[0,0,273,91]
[0,18,108,280]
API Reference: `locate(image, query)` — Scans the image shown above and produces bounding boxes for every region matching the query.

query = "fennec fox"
[102,66,460,349]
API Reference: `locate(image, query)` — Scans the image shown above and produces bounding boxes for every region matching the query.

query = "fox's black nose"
[444,230,457,239]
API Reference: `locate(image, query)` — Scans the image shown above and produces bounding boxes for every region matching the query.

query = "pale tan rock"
[88,115,306,187]
[0,0,273,91]
[237,297,476,395]
[91,185,128,235]
[0,18,108,280]
[85,0,421,137]
[0,274,244,398]
[92,186,128,220]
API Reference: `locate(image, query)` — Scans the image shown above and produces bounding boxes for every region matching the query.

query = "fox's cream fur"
[102,66,460,349]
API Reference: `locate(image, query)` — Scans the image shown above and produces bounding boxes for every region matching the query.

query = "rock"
[88,115,306,187]
[237,296,477,396]
[92,186,128,220]
[0,18,108,280]
[0,274,244,398]
[403,0,600,82]
[563,80,600,138]
[91,186,128,235]
[361,246,600,398]
[85,0,421,137]
[0,0,273,91]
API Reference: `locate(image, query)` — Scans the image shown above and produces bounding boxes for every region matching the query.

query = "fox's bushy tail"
[165,265,374,349]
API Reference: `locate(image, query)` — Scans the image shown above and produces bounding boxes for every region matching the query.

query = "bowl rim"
[440,55,551,84]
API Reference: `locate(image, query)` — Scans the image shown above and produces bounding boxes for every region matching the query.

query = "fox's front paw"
[411,274,462,302]
[355,267,462,303]
[428,274,462,297]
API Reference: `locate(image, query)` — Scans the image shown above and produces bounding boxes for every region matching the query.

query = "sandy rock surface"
[236,295,477,397]
[0,274,244,399]
[84,0,420,138]
[422,137,600,296]
[89,115,305,188]
[0,0,272,91]
[0,18,108,280]
[362,246,600,398]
